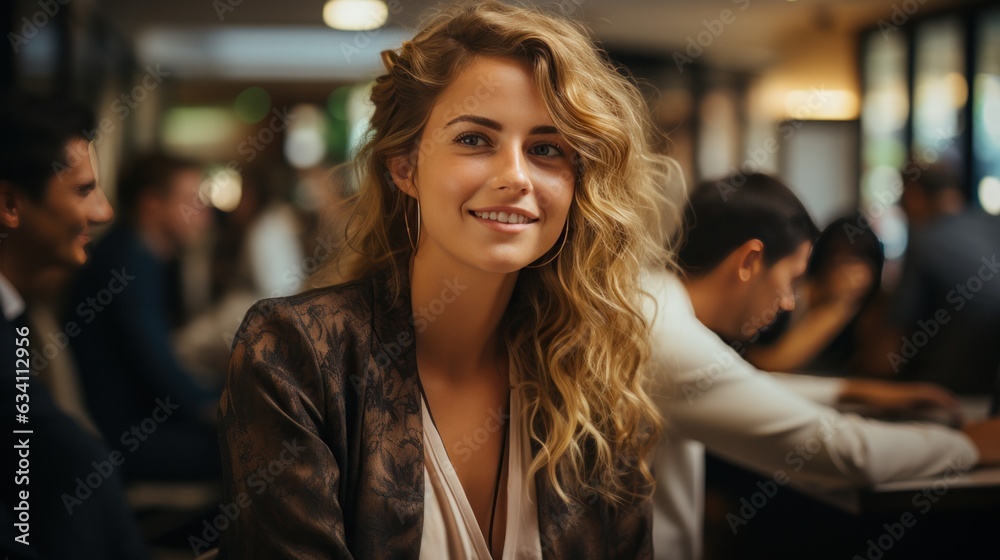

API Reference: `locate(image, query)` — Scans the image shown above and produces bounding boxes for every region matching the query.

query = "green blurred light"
[328,86,351,121]
[162,107,239,149]
[234,87,272,124]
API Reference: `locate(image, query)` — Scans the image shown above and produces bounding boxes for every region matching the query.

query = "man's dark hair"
[117,153,202,223]
[0,91,95,201]
[678,173,820,276]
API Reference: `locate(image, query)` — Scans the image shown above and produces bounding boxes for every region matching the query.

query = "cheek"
[537,175,575,217]
[750,283,773,316]
[48,199,87,234]
[420,158,487,209]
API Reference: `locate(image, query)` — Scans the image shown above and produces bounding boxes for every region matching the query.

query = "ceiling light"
[323,0,388,31]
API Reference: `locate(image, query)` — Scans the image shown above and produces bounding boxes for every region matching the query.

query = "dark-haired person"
[743,214,885,373]
[68,153,221,482]
[0,92,148,559]
[644,173,1000,560]
[886,164,1000,394]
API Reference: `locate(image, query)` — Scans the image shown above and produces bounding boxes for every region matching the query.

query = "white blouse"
[419,367,543,560]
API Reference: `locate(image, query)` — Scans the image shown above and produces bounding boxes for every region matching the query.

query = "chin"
[475,260,526,275]
[458,247,531,274]
[69,248,89,267]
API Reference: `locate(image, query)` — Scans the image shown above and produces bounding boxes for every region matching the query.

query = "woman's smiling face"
[390,55,577,274]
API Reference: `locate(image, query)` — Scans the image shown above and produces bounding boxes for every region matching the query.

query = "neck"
[0,238,39,299]
[409,246,517,381]
[681,272,733,337]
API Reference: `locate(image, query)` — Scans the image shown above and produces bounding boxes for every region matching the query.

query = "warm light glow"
[783,89,859,120]
[946,71,969,108]
[979,176,1000,215]
[323,0,388,31]
[862,88,909,134]
[200,168,243,212]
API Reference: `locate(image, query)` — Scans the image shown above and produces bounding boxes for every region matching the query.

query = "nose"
[493,145,532,194]
[89,187,115,225]
[778,289,796,312]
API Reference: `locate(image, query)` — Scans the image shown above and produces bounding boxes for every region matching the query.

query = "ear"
[0,181,23,230]
[735,239,765,282]
[387,154,417,199]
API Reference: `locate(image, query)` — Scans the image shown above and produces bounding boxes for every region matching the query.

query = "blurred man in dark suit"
[0,92,148,559]
[69,153,220,482]
[889,164,1000,394]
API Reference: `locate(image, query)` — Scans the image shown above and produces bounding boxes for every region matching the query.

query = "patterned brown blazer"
[218,262,653,559]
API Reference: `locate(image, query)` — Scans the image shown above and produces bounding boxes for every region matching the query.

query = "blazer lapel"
[365,261,425,559]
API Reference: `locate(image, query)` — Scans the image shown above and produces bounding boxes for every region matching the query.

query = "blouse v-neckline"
[418,363,543,560]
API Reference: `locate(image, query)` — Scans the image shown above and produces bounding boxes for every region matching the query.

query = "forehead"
[50,137,96,188]
[426,56,551,125]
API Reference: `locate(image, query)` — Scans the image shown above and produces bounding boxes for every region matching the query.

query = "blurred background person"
[0,91,148,560]
[68,153,222,483]
[645,173,999,560]
[172,162,354,382]
[173,164,306,382]
[744,214,884,374]
[880,164,1000,394]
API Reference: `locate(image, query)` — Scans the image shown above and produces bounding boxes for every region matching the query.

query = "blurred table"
[790,395,1000,515]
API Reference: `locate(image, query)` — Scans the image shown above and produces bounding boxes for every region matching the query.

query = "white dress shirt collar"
[0,271,25,321]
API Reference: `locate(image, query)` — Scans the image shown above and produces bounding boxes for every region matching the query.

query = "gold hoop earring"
[403,197,421,252]
[526,218,569,269]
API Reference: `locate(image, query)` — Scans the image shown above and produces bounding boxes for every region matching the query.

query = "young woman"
[218,2,681,558]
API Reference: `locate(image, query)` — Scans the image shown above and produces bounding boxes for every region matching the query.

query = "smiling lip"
[469,207,539,233]
[469,206,539,221]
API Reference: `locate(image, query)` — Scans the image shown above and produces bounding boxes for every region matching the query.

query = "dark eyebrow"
[444,115,561,137]
[529,125,559,136]
[445,115,502,131]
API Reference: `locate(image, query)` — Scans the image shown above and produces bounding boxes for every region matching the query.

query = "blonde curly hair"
[314,0,684,506]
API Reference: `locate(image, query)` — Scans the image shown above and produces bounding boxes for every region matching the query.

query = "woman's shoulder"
[276,276,375,312]
[239,276,378,340]
[235,266,410,354]
[228,267,411,402]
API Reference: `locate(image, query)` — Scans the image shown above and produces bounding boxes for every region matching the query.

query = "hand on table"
[839,378,962,422]
[962,417,1000,466]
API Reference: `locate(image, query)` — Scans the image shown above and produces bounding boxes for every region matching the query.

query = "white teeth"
[474,211,531,224]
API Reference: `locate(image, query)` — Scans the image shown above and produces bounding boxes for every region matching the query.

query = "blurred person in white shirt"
[645,172,1000,560]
